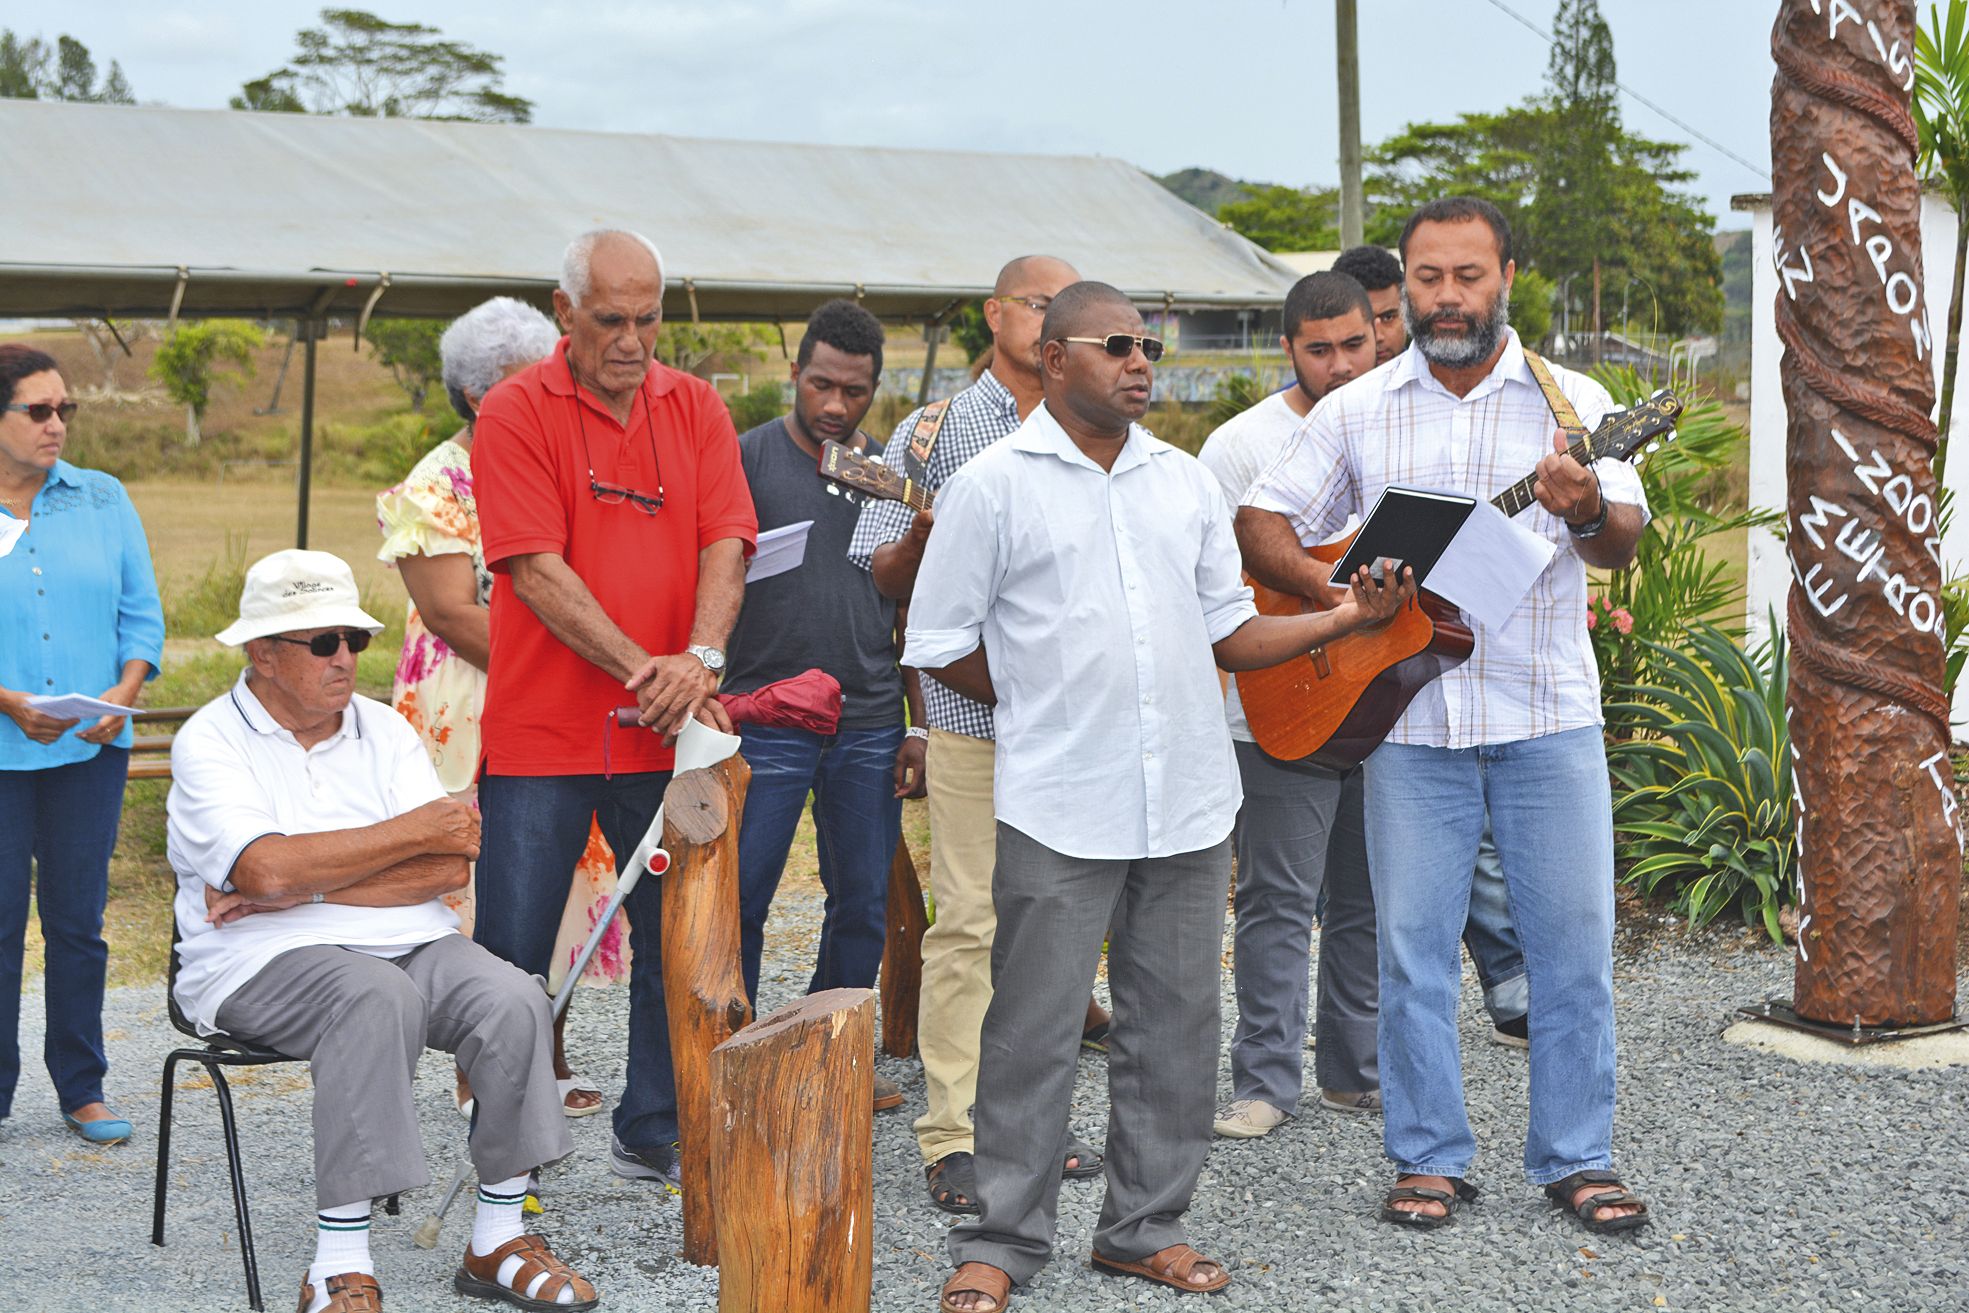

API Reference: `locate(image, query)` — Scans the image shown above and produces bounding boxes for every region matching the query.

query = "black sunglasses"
[267,629,373,658]
[5,401,78,424]
[1055,334,1166,363]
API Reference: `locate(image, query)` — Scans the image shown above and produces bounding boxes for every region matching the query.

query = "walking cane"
[412,820,674,1248]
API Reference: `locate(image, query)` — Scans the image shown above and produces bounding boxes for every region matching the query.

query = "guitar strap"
[903,398,953,481]
[1521,349,1587,441]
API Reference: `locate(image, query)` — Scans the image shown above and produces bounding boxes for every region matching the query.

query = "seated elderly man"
[166,548,598,1313]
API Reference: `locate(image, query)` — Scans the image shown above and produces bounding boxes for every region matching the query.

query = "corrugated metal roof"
[1,100,1296,322]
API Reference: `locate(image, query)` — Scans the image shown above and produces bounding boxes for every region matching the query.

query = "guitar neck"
[1489,432,1595,518]
[897,480,935,515]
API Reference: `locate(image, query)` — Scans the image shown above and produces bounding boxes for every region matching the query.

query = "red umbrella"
[611,668,843,735]
[717,668,842,734]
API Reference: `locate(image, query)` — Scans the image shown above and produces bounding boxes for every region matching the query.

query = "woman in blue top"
[0,345,163,1146]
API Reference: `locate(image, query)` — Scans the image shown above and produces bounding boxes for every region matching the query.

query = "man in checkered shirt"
[1237,198,1652,1236]
[848,254,1106,1217]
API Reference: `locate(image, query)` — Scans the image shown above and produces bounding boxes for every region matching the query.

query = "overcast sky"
[48,0,1775,229]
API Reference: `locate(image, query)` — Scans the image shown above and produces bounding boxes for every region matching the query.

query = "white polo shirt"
[904,403,1257,860]
[167,673,458,1034]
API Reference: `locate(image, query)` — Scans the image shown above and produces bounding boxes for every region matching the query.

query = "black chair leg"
[152,1050,183,1247]
[208,1062,265,1312]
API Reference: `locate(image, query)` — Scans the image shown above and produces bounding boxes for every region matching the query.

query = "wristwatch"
[1566,473,1608,539]
[685,644,727,676]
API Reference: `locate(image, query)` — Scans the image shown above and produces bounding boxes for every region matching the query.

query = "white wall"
[1740,193,1969,723]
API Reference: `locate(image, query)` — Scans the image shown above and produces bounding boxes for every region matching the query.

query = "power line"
[1479,0,1771,180]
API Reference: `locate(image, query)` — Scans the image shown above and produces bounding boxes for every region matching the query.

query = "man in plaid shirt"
[1238,199,1652,1236]
[848,254,1107,1217]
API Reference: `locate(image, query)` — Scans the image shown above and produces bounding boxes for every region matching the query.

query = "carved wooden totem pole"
[1772,0,1960,1026]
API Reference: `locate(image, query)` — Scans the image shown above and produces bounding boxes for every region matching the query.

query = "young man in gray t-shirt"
[725,301,924,1113]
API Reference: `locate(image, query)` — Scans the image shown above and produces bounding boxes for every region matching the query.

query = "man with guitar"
[845,255,1110,1217]
[918,281,1414,1313]
[1197,270,1385,1137]
[1332,244,1537,1055]
[1237,198,1652,1235]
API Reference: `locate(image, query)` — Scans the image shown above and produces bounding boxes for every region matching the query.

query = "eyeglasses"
[1055,334,1166,363]
[568,348,664,513]
[267,629,373,658]
[4,401,77,424]
[997,295,1054,314]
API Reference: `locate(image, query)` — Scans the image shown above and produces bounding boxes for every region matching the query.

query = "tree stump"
[660,754,754,1267]
[879,836,927,1058]
[710,988,876,1313]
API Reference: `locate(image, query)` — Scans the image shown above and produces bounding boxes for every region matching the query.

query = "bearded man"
[1236,198,1652,1237]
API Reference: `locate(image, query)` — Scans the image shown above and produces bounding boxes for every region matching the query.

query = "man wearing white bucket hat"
[166,549,600,1313]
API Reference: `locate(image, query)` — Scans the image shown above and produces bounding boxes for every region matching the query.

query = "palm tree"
[1914,0,1969,481]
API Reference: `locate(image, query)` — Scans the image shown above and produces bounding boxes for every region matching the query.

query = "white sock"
[306,1201,373,1313]
[470,1173,574,1304]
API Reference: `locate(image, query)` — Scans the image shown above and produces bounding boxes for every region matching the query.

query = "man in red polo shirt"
[471,228,756,1189]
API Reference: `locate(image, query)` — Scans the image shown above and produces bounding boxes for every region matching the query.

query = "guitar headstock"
[1585,389,1682,466]
[818,439,910,505]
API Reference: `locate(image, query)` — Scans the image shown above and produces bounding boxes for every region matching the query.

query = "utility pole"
[1336,0,1363,249]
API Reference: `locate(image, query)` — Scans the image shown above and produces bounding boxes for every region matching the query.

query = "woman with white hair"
[376,296,614,1125]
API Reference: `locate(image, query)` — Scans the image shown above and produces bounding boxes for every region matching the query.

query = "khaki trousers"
[914,727,998,1164]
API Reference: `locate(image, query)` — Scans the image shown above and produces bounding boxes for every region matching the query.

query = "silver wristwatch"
[685,644,727,675]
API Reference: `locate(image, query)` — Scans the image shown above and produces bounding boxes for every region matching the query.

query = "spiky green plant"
[1606,622,1795,942]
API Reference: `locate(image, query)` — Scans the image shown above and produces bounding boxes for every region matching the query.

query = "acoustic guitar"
[1237,390,1683,769]
[817,438,934,512]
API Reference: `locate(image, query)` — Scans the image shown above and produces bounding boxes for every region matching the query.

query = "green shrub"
[1586,364,1778,735]
[325,410,466,486]
[1206,372,1265,429]
[1606,621,1794,942]
[725,383,785,434]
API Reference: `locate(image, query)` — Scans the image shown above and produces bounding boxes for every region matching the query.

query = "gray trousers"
[950,823,1231,1284]
[213,934,571,1209]
[1228,742,1378,1106]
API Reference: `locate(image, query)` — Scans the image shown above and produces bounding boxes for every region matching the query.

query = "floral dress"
[377,437,631,989]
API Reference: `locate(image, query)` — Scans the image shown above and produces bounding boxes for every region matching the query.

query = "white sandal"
[558,1076,604,1118]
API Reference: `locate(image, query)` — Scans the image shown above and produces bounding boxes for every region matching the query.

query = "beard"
[1404,284,1511,368]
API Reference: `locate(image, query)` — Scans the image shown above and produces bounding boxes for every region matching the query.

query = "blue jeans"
[736,724,904,1003]
[475,770,673,1151]
[1466,819,1529,1025]
[1363,727,1617,1186]
[0,746,128,1118]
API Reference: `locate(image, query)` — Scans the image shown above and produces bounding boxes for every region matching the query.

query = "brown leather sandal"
[296,1272,383,1313]
[939,1261,1013,1312]
[454,1234,599,1311]
[1090,1243,1231,1294]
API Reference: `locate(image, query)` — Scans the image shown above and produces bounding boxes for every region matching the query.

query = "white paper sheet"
[745,519,813,583]
[26,692,134,721]
[1424,501,1557,632]
[0,514,23,559]
[620,716,743,879]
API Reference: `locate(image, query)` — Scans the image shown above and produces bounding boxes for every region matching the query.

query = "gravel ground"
[7,890,1969,1313]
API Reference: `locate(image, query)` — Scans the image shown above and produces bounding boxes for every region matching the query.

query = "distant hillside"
[1156,167,1260,216]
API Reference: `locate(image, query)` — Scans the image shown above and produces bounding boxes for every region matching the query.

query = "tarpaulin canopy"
[0,100,1296,324]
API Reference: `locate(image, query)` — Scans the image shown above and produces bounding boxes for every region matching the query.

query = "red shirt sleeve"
[688,382,759,555]
[474,379,569,572]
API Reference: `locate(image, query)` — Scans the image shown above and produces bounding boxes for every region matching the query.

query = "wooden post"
[710,988,875,1313]
[659,755,754,1266]
[879,836,927,1058]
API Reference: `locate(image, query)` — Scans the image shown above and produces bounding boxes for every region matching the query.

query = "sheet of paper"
[621,716,744,879]
[1424,501,1556,632]
[746,519,813,583]
[26,692,134,721]
[0,514,23,559]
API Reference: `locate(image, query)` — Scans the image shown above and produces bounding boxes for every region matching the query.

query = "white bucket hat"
[214,548,385,647]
